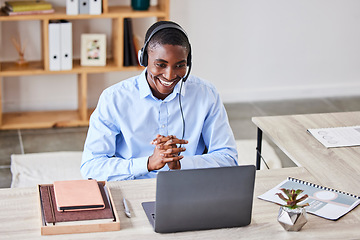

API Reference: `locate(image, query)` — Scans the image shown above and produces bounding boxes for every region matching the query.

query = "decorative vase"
[131,0,150,11]
[277,206,308,231]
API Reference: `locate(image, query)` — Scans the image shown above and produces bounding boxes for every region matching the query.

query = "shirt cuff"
[132,156,150,177]
[179,157,194,170]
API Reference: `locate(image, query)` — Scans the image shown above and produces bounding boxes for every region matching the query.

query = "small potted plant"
[276,188,309,231]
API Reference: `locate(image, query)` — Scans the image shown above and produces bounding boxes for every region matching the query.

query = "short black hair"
[145,21,190,53]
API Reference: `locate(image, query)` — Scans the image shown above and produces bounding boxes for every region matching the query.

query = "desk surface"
[252,111,360,197]
[0,167,359,239]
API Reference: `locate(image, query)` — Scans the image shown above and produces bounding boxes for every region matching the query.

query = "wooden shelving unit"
[0,0,169,130]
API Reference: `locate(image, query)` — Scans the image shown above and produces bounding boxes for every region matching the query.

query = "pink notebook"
[53,179,105,212]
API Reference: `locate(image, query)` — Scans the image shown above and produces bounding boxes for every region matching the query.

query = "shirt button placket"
[159,102,168,136]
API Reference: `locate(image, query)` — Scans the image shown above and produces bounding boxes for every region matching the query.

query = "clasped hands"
[147,134,188,171]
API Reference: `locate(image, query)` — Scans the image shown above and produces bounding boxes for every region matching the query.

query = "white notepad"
[307,125,360,148]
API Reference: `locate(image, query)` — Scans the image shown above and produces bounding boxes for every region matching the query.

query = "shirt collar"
[139,69,152,99]
[138,68,186,101]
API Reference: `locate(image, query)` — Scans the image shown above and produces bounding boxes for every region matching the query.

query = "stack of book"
[38,179,120,235]
[2,0,54,16]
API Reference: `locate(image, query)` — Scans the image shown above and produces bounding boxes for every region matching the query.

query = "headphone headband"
[144,23,188,51]
[138,22,192,82]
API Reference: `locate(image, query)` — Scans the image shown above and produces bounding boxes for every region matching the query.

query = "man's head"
[139,21,191,67]
[140,21,192,100]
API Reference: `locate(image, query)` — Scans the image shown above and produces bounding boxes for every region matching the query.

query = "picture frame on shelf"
[81,34,106,66]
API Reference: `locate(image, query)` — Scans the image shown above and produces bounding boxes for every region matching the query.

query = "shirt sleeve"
[81,90,150,181]
[181,86,238,169]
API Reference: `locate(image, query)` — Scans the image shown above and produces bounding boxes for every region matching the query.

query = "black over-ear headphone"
[138,22,192,82]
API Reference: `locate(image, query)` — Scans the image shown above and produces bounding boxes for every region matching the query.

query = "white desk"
[1,111,359,239]
[252,111,360,196]
[0,167,359,239]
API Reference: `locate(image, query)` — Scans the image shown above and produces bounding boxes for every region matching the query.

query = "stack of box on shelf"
[49,20,73,71]
[66,0,102,15]
[1,0,54,16]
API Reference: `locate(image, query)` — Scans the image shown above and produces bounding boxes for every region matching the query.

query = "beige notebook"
[53,179,105,212]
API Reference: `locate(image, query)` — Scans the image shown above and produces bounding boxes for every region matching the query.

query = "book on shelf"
[258,177,360,220]
[123,18,131,66]
[128,18,138,66]
[5,1,53,12]
[39,181,115,226]
[123,18,139,67]
[1,7,54,16]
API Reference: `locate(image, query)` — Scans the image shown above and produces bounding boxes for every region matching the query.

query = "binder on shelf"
[89,0,102,15]
[79,0,89,14]
[66,0,79,15]
[49,21,61,71]
[60,20,73,70]
[49,20,73,71]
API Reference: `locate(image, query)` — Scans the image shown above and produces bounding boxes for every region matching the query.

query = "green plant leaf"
[275,188,309,209]
[275,193,288,202]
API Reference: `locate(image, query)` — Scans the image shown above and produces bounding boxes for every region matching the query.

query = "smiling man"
[81,21,238,181]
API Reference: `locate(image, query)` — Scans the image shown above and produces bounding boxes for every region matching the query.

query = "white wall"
[1,0,360,112]
[170,0,360,102]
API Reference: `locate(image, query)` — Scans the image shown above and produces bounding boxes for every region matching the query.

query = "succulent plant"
[276,188,309,209]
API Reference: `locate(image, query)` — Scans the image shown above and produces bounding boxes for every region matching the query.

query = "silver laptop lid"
[153,165,256,233]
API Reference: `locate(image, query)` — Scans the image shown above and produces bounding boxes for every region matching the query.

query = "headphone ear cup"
[138,48,148,67]
[138,49,144,67]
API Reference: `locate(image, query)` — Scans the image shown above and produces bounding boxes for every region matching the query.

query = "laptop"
[142,165,256,233]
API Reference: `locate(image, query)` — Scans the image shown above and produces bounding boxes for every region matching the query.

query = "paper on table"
[307,126,360,148]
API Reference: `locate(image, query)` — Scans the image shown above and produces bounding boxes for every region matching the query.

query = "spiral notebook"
[258,177,360,220]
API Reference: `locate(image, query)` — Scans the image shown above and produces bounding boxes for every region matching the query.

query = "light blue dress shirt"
[81,69,238,181]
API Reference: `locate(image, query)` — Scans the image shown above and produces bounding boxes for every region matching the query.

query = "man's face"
[146,44,188,100]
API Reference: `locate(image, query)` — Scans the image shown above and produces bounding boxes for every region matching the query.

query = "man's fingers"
[163,147,186,154]
[151,135,188,146]
[164,139,188,146]
[160,147,186,158]
[150,135,175,145]
[162,155,184,162]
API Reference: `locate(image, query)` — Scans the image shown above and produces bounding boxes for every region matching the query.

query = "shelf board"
[0,110,91,130]
[72,59,143,73]
[108,6,168,18]
[0,61,44,76]
[0,59,143,76]
[0,6,167,21]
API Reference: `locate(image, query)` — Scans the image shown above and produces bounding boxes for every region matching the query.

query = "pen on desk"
[123,198,131,218]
